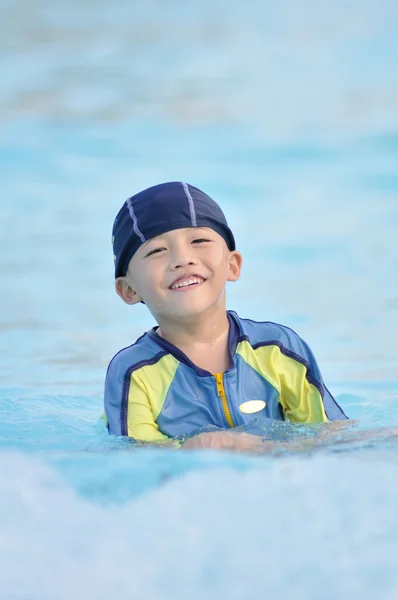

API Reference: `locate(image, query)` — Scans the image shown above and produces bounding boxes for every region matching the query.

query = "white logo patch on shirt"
[239,400,266,414]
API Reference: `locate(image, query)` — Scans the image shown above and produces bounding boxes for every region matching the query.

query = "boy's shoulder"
[106,330,164,377]
[232,311,312,355]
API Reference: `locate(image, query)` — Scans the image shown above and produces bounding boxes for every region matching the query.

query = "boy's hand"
[181,430,275,453]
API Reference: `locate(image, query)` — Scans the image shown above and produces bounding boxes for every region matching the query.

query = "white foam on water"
[1,451,398,600]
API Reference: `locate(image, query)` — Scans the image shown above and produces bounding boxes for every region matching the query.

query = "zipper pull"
[215,373,223,394]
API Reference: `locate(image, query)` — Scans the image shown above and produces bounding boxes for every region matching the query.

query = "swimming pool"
[1,1,398,598]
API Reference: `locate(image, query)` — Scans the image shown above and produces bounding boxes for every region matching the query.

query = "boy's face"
[115,227,242,321]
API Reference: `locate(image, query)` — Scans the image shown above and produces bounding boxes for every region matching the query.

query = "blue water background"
[1,1,398,598]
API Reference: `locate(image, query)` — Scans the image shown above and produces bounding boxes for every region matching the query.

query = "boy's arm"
[276,334,348,424]
[104,360,170,443]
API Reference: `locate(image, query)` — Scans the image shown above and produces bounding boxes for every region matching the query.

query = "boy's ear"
[227,251,242,282]
[115,277,143,305]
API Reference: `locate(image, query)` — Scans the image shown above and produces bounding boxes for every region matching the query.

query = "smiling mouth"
[169,276,205,290]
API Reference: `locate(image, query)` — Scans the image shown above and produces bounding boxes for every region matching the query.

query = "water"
[1,1,398,598]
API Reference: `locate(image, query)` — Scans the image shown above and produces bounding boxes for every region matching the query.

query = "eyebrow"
[142,227,210,247]
[141,238,166,251]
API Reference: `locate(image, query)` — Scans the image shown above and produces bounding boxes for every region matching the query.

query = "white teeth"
[171,277,203,290]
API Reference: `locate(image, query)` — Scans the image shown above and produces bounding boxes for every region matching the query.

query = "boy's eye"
[192,238,211,244]
[145,247,166,257]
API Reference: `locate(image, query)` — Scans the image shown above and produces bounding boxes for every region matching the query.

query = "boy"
[104,181,348,451]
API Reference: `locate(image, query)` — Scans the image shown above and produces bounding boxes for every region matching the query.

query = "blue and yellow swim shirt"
[104,311,348,442]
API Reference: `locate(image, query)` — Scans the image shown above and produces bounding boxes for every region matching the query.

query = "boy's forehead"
[143,226,212,246]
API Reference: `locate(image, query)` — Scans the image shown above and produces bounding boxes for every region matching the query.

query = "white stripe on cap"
[126,197,146,243]
[181,182,197,227]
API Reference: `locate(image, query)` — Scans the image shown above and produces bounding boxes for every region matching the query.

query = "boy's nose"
[169,246,197,270]
[170,257,196,269]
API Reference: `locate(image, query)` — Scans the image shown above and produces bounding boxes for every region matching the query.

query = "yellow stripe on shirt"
[127,353,180,441]
[236,340,329,423]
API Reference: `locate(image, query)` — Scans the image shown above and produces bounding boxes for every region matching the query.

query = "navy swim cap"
[112,181,236,278]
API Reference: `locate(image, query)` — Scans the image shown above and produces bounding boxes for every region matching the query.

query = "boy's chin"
[159,300,219,320]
